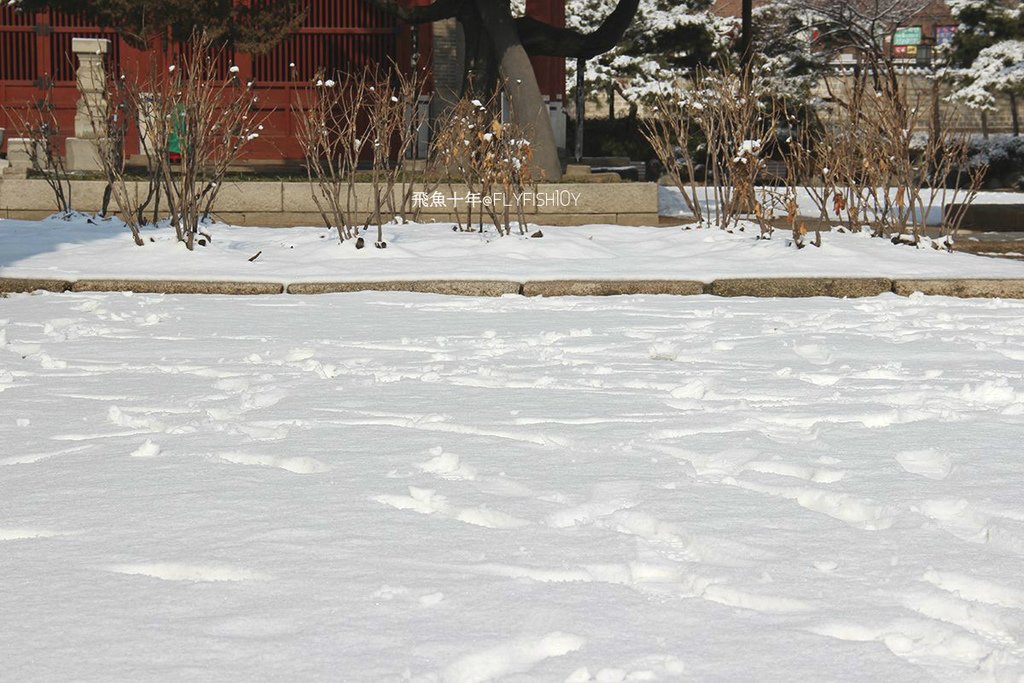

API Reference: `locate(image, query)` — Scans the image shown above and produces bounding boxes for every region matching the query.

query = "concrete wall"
[0,179,660,227]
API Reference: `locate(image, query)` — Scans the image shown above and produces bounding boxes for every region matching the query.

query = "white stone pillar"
[65,37,111,172]
[5,137,40,176]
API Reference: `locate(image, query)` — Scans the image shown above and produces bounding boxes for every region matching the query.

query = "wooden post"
[575,57,584,162]
[1010,92,1020,138]
[740,0,752,66]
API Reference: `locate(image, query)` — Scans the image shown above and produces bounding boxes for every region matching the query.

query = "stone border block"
[72,280,283,295]
[523,280,706,297]
[893,279,1024,298]
[709,277,894,298]
[212,182,284,213]
[0,277,73,293]
[287,280,520,296]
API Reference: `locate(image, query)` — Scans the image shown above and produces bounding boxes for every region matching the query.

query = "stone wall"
[0,179,660,227]
[810,73,1020,134]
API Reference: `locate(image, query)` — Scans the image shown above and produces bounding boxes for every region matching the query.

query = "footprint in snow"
[441,632,584,683]
[793,343,833,366]
[374,487,529,529]
[0,528,62,541]
[895,449,953,480]
[105,562,268,582]
[217,451,331,474]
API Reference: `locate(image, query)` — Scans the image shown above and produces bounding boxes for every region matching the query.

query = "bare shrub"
[3,84,73,215]
[80,72,145,245]
[152,32,267,250]
[295,64,426,246]
[295,71,366,242]
[643,64,779,233]
[640,97,704,224]
[645,60,985,247]
[430,89,537,235]
[362,67,429,246]
[820,70,985,242]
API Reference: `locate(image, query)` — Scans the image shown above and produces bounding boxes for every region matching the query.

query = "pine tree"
[566,0,730,103]
[940,0,1023,131]
[751,1,826,106]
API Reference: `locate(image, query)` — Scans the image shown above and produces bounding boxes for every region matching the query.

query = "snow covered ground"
[2,290,1024,681]
[3,215,1024,284]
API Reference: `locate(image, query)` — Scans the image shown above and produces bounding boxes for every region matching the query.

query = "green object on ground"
[168,105,185,156]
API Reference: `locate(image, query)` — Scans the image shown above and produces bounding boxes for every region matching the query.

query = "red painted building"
[0,0,567,161]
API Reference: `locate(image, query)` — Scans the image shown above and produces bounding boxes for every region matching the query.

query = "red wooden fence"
[0,0,421,160]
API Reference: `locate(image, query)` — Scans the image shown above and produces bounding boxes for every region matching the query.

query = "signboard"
[936,25,957,46]
[893,45,919,57]
[893,26,923,46]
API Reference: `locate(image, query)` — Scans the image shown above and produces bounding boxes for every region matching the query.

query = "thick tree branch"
[515,0,639,59]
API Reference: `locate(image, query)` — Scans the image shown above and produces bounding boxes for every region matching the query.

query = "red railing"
[0,0,416,160]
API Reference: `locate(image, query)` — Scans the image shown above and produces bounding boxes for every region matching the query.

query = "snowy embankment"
[2,292,1024,681]
[2,215,1024,284]
[658,186,1024,226]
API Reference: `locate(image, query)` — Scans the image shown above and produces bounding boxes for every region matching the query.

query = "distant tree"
[565,0,731,104]
[13,0,304,53]
[778,0,932,66]
[751,0,826,105]
[939,0,1023,135]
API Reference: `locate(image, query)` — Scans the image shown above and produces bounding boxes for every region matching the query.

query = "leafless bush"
[430,89,537,235]
[295,71,366,242]
[80,73,145,245]
[363,67,428,245]
[295,65,426,246]
[3,85,73,215]
[820,71,985,242]
[643,65,779,233]
[645,61,985,247]
[153,31,267,250]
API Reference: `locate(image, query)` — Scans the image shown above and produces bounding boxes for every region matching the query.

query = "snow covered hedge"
[967,134,1024,189]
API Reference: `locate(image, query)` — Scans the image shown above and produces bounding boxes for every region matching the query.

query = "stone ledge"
[287,280,521,297]
[523,280,706,297]
[0,277,73,293]
[709,277,894,298]
[2,179,659,226]
[71,280,284,295]
[6,277,1024,299]
[893,279,1024,298]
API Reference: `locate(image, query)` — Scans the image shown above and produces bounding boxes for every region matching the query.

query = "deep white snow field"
[2,290,1024,682]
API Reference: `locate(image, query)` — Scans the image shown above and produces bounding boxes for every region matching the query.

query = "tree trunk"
[473,0,562,180]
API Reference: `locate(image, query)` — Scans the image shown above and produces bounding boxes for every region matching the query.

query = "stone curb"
[0,277,73,293]
[4,277,1024,299]
[523,280,706,297]
[709,277,894,298]
[71,280,284,295]
[892,279,1024,299]
[287,281,521,297]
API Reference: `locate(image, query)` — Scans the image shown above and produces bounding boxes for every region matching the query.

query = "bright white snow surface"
[2,290,1024,681]
[3,216,1024,283]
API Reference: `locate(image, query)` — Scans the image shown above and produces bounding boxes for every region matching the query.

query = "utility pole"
[574,57,585,162]
[740,0,753,66]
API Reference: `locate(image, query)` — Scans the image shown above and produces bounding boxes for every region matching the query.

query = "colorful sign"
[893,26,923,46]
[936,25,957,46]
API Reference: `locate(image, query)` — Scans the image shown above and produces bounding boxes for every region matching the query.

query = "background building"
[0,0,568,164]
